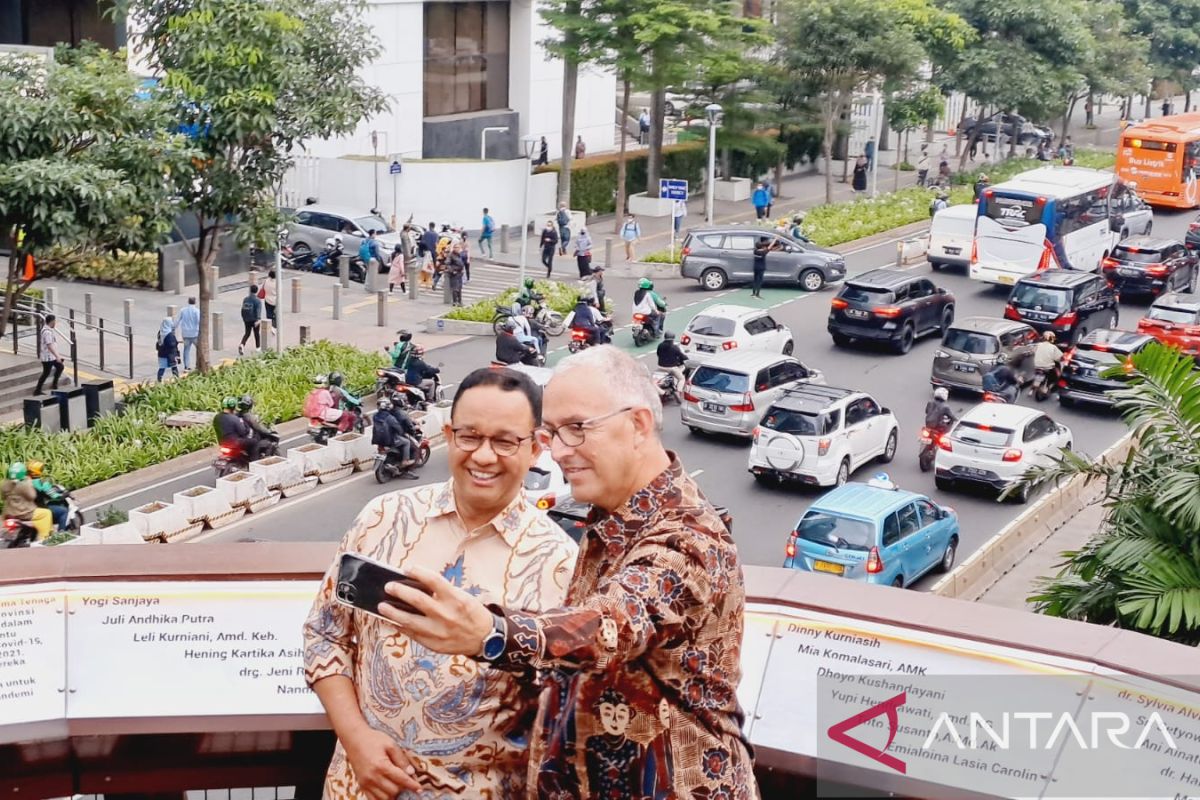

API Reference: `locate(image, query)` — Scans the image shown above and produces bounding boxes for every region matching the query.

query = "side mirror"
[880,407,891,415]
[1109,217,1124,233]
[937,287,948,295]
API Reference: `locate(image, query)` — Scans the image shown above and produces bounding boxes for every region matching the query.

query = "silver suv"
[930,316,1038,393]
[680,227,846,292]
[285,204,407,261]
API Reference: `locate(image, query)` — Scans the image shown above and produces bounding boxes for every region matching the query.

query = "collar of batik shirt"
[431,478,538,547]
[584,452,688,544]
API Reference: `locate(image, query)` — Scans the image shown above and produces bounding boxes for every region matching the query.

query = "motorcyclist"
[371,396,415,470]
[1,463,53,540]
[982,361,1020,403]
[404,345,441,403]
[496,320,538,365]
[567,295,609,345]
[632,278,667,336]
[26,460,69,532]
[389,329,415,370]
[1032,331,1064,381]
[656,331,687,401]
[511,308,544,354]
[924,387,957,433]
[513,278,542,313]
[237,394,276,460]
[214,395,257,456]
[328,372,362,432]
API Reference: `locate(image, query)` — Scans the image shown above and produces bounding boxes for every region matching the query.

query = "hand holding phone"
[335,552,431,620]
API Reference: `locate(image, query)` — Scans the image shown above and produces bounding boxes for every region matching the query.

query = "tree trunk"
[1187,91,1193,113]
[878,92,891,151]
[193,223,219,374]
[559,56,579,206]
[774,158,785,199]
[822,96,836,204]
[1062,95,1078,141]
[1008,108,1018,158]
[955,102,970,158]
[613,76,632,233]
[959,125,981,172]
[645,83,666,196]
[1144,91,1152,119]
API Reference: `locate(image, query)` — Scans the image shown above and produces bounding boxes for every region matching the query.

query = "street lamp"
[481,126,510,160]
[518,134,538,286]
[705,103,722,224]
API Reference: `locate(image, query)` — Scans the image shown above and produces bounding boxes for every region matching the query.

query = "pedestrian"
[672,198,687,235]
[446,243,466,306]
[432,228,452,291]
[619,213,641,261]
[420,221,439,269]
[916,147,930,187]
[359,229,385,277]
[156,316,180,382]
[1085,98,1094,126]
[591,264,607,312]
[574,134,586,160]
[535,135,550,166]
[752,235,776,297]
[238,284,262,356]
[262,268,278,326]
[1163,98,1171,117]
[539,220,558,278]
[33,314,63,395]
[865,136,876,170]
[556,202,572,255]
[377,347,756,800]
[852,154,868,195]
[638,108,650,145]
[574,225,593,278]
[763,178,775,216]
[304,368,578,799]
[460,238,471,282]
[175,297,200,371]
[388,243,406,293]
[479,207,495,258]
[751,181,770,219]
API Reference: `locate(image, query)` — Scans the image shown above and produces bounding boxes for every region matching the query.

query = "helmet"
[377,397,393,411]
[979,173,988,181]
[238,394,254,411]
[314,374,329,386]
[933,387,949,401]
[397,329,412,342]
[6,462,26,481]
[523,278,535,289]
[328,371,344,387]
[221,396,238,410]
[333,233,343,244]
[26,460,44,478]
[1042,331,1056,343]
[664,331,675,341]
[638,278,653,289]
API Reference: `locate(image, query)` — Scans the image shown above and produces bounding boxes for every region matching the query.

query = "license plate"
[998,275,1016,285]
[696,344,716,353]
[845,308,869,319]
[702,402,726,414]
[944,247,961,255]
[1119,268,1140,277]
[813,560,845,575]
[952,362,976,373]
[960,467,989,478]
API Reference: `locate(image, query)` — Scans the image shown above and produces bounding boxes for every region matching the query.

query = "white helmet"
[933,387,949,401]
[333,233,344,244]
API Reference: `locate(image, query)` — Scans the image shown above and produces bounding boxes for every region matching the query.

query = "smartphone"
[335,552,429,619]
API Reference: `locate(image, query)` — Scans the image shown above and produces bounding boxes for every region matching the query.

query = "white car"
[524,450,571,511]
[934,403,1072,503]
[679,305,794,367]
[748,386,899,488]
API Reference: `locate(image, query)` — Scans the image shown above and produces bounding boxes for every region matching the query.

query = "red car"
[1137,292,1200,361]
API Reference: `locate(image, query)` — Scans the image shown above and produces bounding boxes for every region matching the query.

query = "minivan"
[680,351,825,437]
[1003,270,1118,345]
[927,204,977,271]
[679,227,847,292]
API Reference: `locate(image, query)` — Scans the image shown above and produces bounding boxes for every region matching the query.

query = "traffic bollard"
[175,259,185,294]
[209,265,220,297]
[291,277,301,313]
[260,318,274,346]
[339,256,350,288]
[443,276,453,305]
[407,264,419,300]
[212,311,224,351]
[895,240,904,268]
[500,224,510,254]
[604,237,613,269]
[377,291,388,327]
[123,299,134,330]
[84,292,94,327]
[167,304,178,321]
[332,284,342,319]
[300,325,311,344]
[366,261,378,292]
[249,269,260,289]
[43,287,56,311]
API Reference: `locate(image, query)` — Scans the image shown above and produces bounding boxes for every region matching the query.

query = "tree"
[124,0,386,372]
[886,87,944,188]
[776,0,969,203]
[1121,0,1200,115]
[1062,1,1149,136]
[0,45,192,337]
[1019,344,1200,644]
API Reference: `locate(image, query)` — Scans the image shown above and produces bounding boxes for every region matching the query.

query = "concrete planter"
[128,501,190,542]
[280,475,320,498]
[288,442,338,476]
[317,463,355,484]
[418,403,451,441]
[215,471,269,508]
[327,431,374,466]
[173,485,233,524]
[424,316,494,337]
[162,521,205,543]
[77,521,143,545]
[246,491,282,513]
[898,235,929,265]
[713,177,751,202]
[249,455,304,490]
[628,192,674,218]
[202,505,247,529]
[610,261,682,280]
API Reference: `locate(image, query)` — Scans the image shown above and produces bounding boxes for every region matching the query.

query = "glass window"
[698,235,723,248]
[761,315,778,330]
[769,361,807,386]
[912,280,935,298]
[896,504,921,538]
[725,235,757,251]
[690,366,749,394]
[424,2,510,117]
[915,498,940,526]
[985,194,1042,227]
[1115,245,1166,264]
[845,399,869,426]
[953,421,1015,447]
[1023,416,1056,442]
[881,513,901,547]
[1010,283,1071,312]
[840,284,893,305]
[945,329,999,355]
[1146,304,1200,324]
[761,407,838,436]
[743,317,768,336]
[687,315,736,337]
[796,511,873,552]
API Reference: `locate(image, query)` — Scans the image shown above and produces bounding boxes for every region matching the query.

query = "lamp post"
[481,126,510,160]
[518,135,538,286]
[705,103,722,224]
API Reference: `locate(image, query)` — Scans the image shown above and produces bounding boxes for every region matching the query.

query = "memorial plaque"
[0,585,67,734]
[737,611,778,739]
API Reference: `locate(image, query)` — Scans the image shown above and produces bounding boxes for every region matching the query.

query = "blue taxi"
[782,476,959,588]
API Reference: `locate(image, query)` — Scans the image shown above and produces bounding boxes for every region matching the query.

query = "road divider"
[930,433,1133,601]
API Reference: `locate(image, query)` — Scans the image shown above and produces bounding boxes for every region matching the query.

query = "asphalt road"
[83,206,1195,590]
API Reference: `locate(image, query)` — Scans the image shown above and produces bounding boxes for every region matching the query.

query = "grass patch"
[641,249,682,264]
[442,280,583,323]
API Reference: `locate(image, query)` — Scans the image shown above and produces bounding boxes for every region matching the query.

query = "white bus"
[971,167,1130,286]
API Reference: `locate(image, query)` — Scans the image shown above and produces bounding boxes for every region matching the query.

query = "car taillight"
[1101,257,1119,271]
[721,340,738,350]
[1058,378,1068,387]
[1054,311,1078,327]
[680,334,691,345]
[817,437,831,456]
[536,494,556,510]
[937,435,952,452]
[1003,304,1021,320]
[866,546,883,574]
[1002,448,1023,462]
[1146,265,1170,278]
[831,298,849,310]
[681,246,691,258]
[785,533,797,559]
[873,306,902,319]
[682,390,699,403]
[729,392,754,413]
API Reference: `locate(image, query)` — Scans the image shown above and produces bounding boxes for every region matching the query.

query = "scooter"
[567,320,613,354]
[373,433,432,484]
[918,427,948,472]
[308,405,365,445]
[213,432,281,478]
[632,312,662,347]
[375,367,434,410]
[1029,366,1059,402]
[2,517,38,548]
[493,298,566,337]
[35,484,84,533]
[652,369,681,404]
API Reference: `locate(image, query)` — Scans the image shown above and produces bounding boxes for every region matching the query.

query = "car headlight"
[934,349,948,359]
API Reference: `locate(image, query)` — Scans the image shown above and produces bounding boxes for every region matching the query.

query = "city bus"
[971,167,1128,286]
[1115,114,1200,208]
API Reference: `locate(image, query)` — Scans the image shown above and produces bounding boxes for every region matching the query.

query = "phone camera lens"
[337,582,357,603]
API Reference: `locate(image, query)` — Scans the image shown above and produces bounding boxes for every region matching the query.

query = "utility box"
[23,396,62,432]
[52,388,89,432]
[81,380,116,426]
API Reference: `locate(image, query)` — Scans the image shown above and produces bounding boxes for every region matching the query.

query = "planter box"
[316,462,354,484]
[424,316,494,337]
[327,432,374,466]
[78,521,144,545]
[898,235,929,265]
[202,505,247,529]
[288,442,338,476]
[713,177,751,202]
[162,521,205,543]
[128,501,190,542]
[246,491,282,513]
[280,475,320,498]
[173,485,233,524]
[628,192,674,218]
[417,404,451,442]
[611,261,682,280]
[249,455,303,490]
[215,471,269,508]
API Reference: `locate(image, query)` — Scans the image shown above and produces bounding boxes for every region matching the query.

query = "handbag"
[257,285,267,299]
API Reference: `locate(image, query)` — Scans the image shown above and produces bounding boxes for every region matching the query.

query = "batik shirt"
[498,455,758,800]
[303,481,578,799]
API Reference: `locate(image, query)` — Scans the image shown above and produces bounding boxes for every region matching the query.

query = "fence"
[10,296,135,382]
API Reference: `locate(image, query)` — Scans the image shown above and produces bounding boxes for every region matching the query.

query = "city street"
[79,203,1193,589]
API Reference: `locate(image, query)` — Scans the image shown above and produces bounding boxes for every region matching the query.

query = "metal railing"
[9,296,135,382]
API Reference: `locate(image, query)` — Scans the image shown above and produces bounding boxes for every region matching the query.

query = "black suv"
[1101,237,1197,297]
[1004,270,1118,345]
[827,269,955,354]
[1058,329,1154,408]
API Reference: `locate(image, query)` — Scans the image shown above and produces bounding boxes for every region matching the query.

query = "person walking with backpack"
[239,284,263,356]
[556,203,572,255]
[478,208,495,258]
[619,214,641,261]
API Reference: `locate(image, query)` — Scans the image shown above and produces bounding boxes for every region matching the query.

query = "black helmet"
[329,371,344,387]
[397,329,412,342]
[238,394,254,411]
[664,331,675,341]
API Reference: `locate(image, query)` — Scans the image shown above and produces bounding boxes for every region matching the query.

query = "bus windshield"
[1115,115,1200,209]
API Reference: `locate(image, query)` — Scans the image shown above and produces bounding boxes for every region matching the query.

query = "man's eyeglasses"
[536,407,634,448]
[449,428,535,457]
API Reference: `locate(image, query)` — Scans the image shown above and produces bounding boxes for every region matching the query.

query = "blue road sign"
[389,161,402,175]
[660,178,689,201]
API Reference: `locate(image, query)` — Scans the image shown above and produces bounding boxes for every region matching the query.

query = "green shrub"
[779,125,824,169]
[0,341,385,494]
[443,280,583,322]
[95,505,129,527]
[40,249,159,288]
[723,132,787,180]
[641,249,682,264]
[897,162,915,171]
[536,143,707,215]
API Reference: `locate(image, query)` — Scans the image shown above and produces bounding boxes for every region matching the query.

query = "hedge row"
[40,249,159,289]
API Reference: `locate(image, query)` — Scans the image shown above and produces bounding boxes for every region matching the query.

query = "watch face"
[483,633,505,660]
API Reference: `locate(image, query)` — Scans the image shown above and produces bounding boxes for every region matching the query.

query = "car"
[1100,237,1197,297]
[930,317,1039,393]
[927,204,977,271]
[524,450,572,511]
[680,351,825,437]
[1107,187,1154,239]
[934,402,1073,503]
[679,226,847,292]
[1136,292,1200,362]
[679,305,794,367]
[1185,214,1200,251]
[1058,329,1154,407]
[781,481,960,588]
[827,269,955,354]
[1004,270,1119,345]
[962,113,1053,146]
[748,386,899,488]
[285,204,407,263]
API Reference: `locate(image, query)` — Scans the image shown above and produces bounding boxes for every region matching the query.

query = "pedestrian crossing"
[414,259,529,306]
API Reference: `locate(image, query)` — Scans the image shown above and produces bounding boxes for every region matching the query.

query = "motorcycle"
[373,433,432,484]
[567,320,614,354]
[1029,366,1059,402]
[2,517,38,548]
[652,369,681,404]
[280,243,313,271]
[632,312,662,347]
[982,391,1011,404]
[35,484,84,533]
[918,427,948,472]
[375,367,437,410]
[493,298,566,337]
[311,242,367,283]
[308,402,365,445]
[213,432,281,478]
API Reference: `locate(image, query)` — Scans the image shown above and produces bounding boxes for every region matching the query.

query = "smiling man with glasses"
[303,367,577,799]
[378,345,758,800]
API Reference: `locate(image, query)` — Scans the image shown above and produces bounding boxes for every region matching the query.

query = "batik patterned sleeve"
[302,497,383,686]
[500,526,713,672]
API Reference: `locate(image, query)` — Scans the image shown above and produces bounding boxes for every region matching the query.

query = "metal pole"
[124,299,133,331]
[870,93,882,198]
[332,284,342,320]
[604,237,613,270]
[84,292,94,327]
[175,259,185,295]
[371,131,380,212]
[126,324,133,380]
[519,158,531,286]
[275,249,283,353]
[377,291,388,327]
[71,331,79,387]
[706,124,717,224]
[212,311,224,351]
[98,318,105,373]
